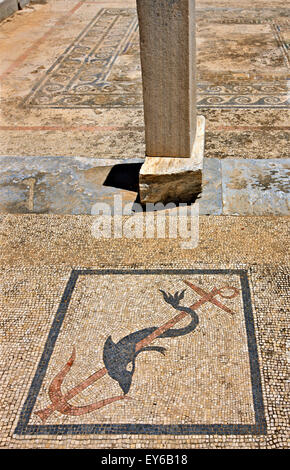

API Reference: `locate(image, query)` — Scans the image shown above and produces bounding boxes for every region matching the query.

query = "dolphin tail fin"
[159,289,186,308]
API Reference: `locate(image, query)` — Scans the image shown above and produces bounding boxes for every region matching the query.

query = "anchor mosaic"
[15,269,266,436]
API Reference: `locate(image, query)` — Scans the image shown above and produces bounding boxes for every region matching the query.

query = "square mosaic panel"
[24,8,290,109]
[15,269,266,435]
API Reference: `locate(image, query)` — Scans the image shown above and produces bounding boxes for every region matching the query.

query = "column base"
[139,115,205,205]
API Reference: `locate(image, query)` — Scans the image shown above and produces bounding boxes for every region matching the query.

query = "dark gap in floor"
[103,162,202,211]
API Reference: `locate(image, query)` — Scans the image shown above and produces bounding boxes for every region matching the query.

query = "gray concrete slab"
[18,0,30,7]
[0,0,30,22]
[221,158,290,215]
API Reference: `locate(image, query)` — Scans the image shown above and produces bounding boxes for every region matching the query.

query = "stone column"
[137,0,205,204]
[137,0,196,158]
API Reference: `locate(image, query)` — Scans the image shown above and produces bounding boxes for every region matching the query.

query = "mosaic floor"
[0,155,289,215]
[0,216,289,448]
[0,0,289,451]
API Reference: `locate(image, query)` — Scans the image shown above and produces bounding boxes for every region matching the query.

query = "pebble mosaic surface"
[0,0,289,451]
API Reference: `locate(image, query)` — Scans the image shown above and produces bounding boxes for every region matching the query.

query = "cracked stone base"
[139,116,205,204]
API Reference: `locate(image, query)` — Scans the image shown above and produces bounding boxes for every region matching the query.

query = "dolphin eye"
[126,362,133,372]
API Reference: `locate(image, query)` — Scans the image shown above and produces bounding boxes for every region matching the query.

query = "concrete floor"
[0,0,289,450]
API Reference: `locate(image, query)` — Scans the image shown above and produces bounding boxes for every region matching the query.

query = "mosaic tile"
[221,158,290,215]
[0,0,289,451]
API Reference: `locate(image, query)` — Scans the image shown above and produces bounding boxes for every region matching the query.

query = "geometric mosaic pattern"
[25,9,142,109]
[24,8,290,109]
[15,269,266,435]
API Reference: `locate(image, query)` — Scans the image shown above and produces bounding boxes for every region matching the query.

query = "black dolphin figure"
[102,289,199,395]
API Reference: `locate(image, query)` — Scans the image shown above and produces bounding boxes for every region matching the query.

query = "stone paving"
[0,0,289,450]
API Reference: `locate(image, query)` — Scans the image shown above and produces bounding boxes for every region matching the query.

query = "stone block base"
[139,116,205,204]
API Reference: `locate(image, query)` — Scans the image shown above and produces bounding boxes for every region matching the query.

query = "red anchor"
[35,282,239,422]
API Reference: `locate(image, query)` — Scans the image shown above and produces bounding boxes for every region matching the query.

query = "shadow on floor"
[103,162,201,211]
